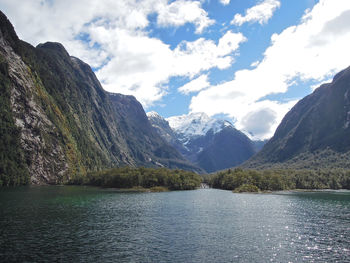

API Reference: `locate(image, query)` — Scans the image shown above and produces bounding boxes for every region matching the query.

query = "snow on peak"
[147,111,162,119]
[166,112,233,138]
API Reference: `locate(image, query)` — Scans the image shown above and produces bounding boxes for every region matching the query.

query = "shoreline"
[4,185,350,195]
[86,185,171,192]
[231,188,350,194]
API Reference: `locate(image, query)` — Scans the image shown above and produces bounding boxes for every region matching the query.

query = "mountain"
[245,66,350,169]
[0,11,198,185]
[148,112,256,173]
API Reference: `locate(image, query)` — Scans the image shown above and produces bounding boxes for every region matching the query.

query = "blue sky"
[1,0,350,139]
[149,0,315,116]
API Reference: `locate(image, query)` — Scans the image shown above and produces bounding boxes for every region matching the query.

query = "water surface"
[0,186,349,262]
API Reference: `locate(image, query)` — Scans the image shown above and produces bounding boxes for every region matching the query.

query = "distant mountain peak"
[147,111,255,173]
[147,111,163,119]
[166,112,233,139]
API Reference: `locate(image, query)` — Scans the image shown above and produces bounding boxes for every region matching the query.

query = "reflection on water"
[0,186,349,262]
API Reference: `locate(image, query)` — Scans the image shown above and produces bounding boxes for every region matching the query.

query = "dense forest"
[68,166,202,190]
[206,168,350,192]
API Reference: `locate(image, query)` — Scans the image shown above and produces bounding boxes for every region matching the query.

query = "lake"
[0,186,349,262]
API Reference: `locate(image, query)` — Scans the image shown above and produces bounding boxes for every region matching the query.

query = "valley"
[0,4,350,262]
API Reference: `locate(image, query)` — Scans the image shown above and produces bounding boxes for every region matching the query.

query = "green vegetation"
[68,166,202,190]
[233,184,259,193]
[245,148,350,171]
[0,55,30,186]
[208,168,350,192]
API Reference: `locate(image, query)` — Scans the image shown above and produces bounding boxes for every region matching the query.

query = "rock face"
[245,66,350,169]
[147,111,189,156]
[148,112,256,173]
[0,12,197,185]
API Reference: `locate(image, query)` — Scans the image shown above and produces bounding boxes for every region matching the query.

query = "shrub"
[233,184,260,193]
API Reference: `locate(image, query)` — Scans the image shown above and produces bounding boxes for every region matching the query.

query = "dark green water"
[0,187,349,262]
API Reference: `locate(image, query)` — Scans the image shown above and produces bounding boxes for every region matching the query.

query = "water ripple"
[0,187,349,262]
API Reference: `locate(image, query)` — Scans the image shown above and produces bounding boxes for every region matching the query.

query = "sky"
[1,0,350,140]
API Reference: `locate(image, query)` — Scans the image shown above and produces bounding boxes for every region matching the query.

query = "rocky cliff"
[0,12,197,185]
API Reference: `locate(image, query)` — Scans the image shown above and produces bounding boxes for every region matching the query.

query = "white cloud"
[219,0,230,6]
[250,60,260,67]
[178,75,210,94]
[96,30,246,106]
[231,0,280,26]
[0,0,157,66]
[191,0,350,139]
[172,31,246,74]
[240,107,277,138]
[156,0,214,34]
[238,100,297,139]
[217,31,246,56]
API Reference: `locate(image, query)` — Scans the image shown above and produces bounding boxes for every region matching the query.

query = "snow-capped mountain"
[167,112,232,144]
[148,112,259,173]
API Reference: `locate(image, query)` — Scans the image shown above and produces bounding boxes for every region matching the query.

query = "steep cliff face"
[0,16,29,186]
[245,66,350,169]
[0,12,196,185]
[0,14,70,184]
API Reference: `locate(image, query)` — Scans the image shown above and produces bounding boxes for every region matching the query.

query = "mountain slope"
[195,127,257,173]
[148,112,256,173]
[0,11,196,185]
[245,66,350,169]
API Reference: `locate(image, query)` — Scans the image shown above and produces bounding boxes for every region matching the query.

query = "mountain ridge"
[244,65,350,169]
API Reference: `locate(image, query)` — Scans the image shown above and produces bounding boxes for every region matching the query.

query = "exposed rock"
[0,26,68,184]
